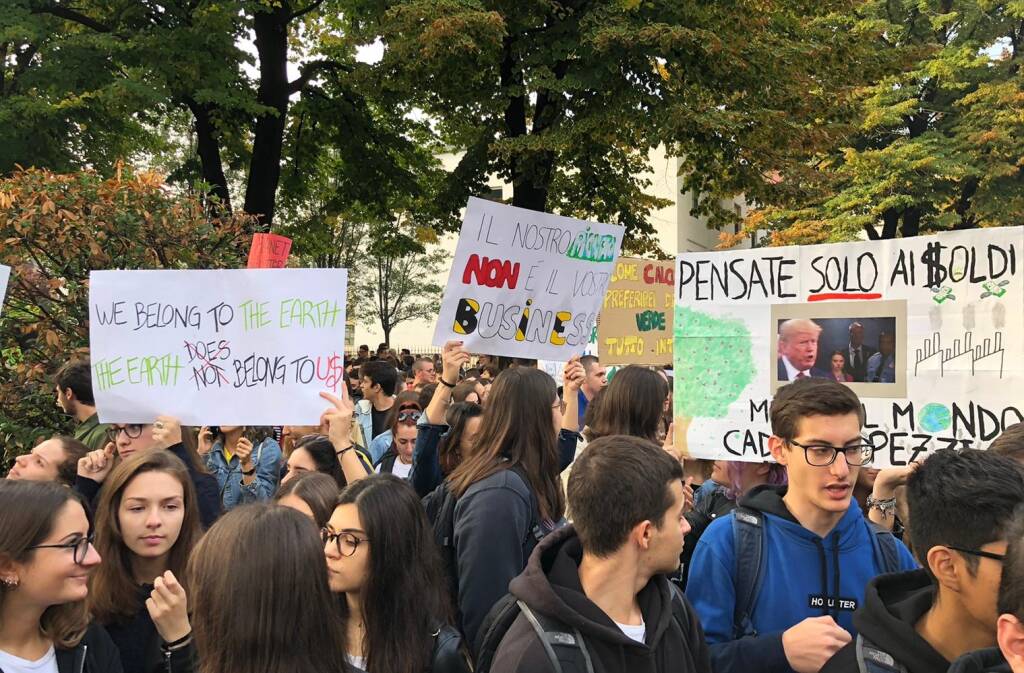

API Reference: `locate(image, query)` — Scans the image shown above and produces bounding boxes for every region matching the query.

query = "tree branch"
[288,59,351,94]
[31,3,113,33]
[287,0,326,23]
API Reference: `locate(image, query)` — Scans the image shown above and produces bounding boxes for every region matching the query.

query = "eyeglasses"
[786,439,873,467]
[321,528,370,557]
[946,545,1006,562]
[397,411,422,423]
[29,534,95,565]
[106,424,143,442]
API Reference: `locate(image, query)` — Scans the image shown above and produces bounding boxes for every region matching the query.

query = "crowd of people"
[3,341,1024,673]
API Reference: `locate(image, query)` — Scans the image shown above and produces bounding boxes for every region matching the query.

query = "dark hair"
[568,435,684,557]
[998,505,1024,618]
[908,448,1024,579]
[584,366,667,443]
[51,436,90,486]
[336,475,450,673]
[383,391,420,430]
[55,361,95,406]
[438,402,484,475]
[90,451,202,623]
[0,481,91,648]
[359,344,370,352]
[417,384,437,410]
[990,423,1024,461]
[292,435,348,489]
[448,368,564,520]
[360,360,399,397]
[580,355,600,374]
[770,377,864,440]
[189,505,346,673]
[388,401,422,449]
[829,350,847,364]
[274,472,338,528]
[452,380,482,404]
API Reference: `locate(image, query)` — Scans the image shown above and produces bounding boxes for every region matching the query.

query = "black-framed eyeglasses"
[29,534,95,565]
[321,528,370,557]
[106,424,143,442]
[786,439,874,467]
[946,545,1006,562]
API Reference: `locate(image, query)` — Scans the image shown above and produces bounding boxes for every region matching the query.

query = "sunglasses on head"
[397,410,422,423]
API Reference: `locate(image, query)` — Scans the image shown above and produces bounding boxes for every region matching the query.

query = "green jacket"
[74,413,110,450]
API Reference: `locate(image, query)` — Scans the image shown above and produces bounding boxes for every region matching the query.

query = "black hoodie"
[490,525,711,673]
[821,569,949,673]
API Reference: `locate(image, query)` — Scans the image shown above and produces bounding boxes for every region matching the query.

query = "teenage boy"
[54,361,110,450]
[822,448,1024,673]
[491,435,711,673]
[353,360,397,461]
[687,378,917,673]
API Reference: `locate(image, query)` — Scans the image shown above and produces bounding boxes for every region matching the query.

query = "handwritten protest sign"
[599,258,674,366]
[0,264,9,314]
[673,227,1023,466]
[247,233,292,269]
[89,269,347,425]
[433,198,624,360]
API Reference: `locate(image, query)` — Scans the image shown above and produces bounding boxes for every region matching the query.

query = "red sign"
[247,233,292,269]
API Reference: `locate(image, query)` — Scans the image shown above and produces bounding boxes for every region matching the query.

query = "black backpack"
[473,581,694,673]
[423,465,547,613]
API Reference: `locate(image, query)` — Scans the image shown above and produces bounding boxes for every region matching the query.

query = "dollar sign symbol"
[922,241,946,288]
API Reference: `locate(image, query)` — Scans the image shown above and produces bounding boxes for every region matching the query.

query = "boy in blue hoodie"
[687,377,918,673]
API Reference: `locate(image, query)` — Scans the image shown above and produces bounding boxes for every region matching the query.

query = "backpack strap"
[866,521,901,575]
[731,507,766,640]
[517,601,594,673]
[855,633,908,673]
[509,465,548,543]
[666,581,691,631]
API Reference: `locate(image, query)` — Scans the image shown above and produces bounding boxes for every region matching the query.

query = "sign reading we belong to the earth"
[89,269,348,425]
[433,198,625,360]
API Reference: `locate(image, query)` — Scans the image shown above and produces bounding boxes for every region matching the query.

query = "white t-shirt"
[345,653,367,672]
[0,646,58,673]
[378,459,413,479]
[614,619,646,644]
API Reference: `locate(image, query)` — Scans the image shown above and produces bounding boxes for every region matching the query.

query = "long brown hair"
[584,366,668,443]
[89,451,202,623]
[448,367,565,520]
[337,475,452,673]
[188,504,347,673]
[0,481,91,648]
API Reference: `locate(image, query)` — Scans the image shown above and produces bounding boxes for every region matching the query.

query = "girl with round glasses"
[0,480,121,673]
[324,474,470,673]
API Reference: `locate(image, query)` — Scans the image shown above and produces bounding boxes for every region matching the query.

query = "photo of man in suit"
[843,322,876,382]
[865,331,897,383]
[777,318,831,381]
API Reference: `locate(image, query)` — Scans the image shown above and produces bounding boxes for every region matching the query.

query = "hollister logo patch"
[808,595,858,611]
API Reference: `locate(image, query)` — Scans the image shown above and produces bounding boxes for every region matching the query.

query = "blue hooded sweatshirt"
[687,484,917,673]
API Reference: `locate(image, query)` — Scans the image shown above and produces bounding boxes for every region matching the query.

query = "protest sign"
[598,257,674,366]
[89,269,347,425]
[0,264,9,314]
[433,197,624,361]
[247,233,292,268]
[673,227,1024,466]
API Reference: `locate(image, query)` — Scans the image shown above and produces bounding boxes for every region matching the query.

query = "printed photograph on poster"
[770,300,907,397]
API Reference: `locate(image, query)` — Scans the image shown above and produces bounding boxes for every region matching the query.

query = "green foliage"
[0,165,255,461]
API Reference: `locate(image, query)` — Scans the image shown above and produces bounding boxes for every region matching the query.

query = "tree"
[0,165,254,460]
[352,220,446,348]
[725,0,1024,246]
[339,0,883,252]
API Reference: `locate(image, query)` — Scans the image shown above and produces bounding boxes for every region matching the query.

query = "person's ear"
[926,546,965,594]
[769,436,788,465]
[998,614,1024,672]
[632,520,655,551]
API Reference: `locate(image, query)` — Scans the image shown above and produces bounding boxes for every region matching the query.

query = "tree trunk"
[901,206,921,237]
[244,4,292,229]
[183,97,232,212]
[879,208,901,239]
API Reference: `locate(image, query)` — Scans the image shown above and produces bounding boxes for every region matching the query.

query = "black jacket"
[102,586,195,673]
[948,648,1011,673]
[55,623,124,673]
[75,443,221,529]
[821,569,948,673]
[492,525,712,673]
[681,487,736,588]
[431,624,473,673]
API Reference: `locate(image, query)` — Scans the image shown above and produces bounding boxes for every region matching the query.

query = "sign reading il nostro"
[433,198,624,360]
[89,269,347,425]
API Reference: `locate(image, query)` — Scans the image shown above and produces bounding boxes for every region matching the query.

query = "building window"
[480,187,503,202]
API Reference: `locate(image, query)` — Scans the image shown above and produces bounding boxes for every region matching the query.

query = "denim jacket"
[203,437,281,510]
